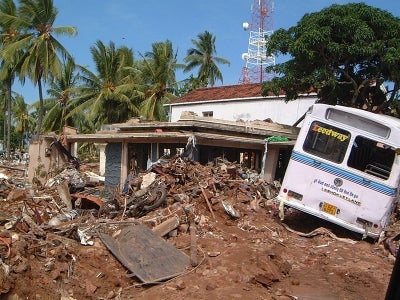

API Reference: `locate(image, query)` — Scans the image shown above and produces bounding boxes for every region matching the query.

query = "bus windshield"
[303,121,350,163]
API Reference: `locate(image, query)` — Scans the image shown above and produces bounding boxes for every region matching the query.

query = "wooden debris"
[190,220,198,267]
[152,216,180,237]
[200,185,215,219]
[70,191,103,208]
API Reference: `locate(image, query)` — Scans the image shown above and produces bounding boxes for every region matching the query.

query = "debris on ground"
[0,156,398,299]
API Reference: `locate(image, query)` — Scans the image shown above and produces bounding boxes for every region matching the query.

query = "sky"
[15,0,400,104]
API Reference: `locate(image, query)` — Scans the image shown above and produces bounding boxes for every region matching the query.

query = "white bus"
[276,104,400,239]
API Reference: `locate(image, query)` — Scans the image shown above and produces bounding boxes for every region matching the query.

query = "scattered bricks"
[85,278,98,294]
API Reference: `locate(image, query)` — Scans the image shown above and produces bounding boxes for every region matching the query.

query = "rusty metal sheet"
[99,224,190,283]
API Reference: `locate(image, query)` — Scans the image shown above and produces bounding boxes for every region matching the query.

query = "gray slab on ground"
[100,223,190,283]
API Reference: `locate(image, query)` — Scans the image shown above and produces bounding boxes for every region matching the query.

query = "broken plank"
[152,216,180,237]
[200,185,215,219]
[70,193,103,207]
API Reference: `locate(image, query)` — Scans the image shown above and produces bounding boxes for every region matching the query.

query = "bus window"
[303,121,350,163]
[347,136,395,180]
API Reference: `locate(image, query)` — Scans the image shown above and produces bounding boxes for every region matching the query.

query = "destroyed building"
[28,114,299,191]
[27,83,313,190]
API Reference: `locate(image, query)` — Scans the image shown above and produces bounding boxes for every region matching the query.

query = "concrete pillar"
[121,142,129,189]
[98,143,106,176]
[71,142,78,158]
[263,146,280,183]
[151,143,158,162]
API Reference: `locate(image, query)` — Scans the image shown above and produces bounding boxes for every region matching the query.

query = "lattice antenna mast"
[239,0,275,84]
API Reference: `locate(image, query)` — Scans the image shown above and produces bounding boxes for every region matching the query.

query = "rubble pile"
[0,157,397,299]
[0,157,280,298]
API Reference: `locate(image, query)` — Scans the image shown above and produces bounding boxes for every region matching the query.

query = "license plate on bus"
[322,202,337,215]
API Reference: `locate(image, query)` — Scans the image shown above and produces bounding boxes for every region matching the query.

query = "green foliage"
[174,75,208,97]
[184,31,230,87]
[138,40,181,121]
[9,128,21,150]
[0,0,23,158]
[68,40,141,129]
[77,142,99,162]
[0,0,77,138]
[263,3,400,114]
[41,58,80,133]
[13,94,34,149]
[0,1,232,136]
[387,92,400,117]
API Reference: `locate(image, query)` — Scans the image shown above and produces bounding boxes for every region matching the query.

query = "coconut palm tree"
[0,0,22,158]
[0,82,8,151]
[139,40,182,121]
[13,94,34,150]
[184,31,230,87]
[42,58,80,132]
[69,40,141,129]
[0,0,77,139]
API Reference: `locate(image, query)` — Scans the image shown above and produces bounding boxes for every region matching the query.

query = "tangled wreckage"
[0,152,285,294]
[0,111,399,298]
[0,150,398,298]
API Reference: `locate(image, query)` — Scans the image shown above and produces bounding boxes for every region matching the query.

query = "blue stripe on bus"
[291,151,396,196]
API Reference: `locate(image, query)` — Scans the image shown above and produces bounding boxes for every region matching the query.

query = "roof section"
[172,83,271,104]
[63,114,299,144]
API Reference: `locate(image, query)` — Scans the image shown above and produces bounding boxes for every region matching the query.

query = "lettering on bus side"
[312,123,349,142]
[314,178,361,206]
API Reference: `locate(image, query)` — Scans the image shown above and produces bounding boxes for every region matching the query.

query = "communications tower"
[239,0,275,84]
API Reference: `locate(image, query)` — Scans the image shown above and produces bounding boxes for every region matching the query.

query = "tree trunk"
[6,77,12,159]
[35,76,44,141]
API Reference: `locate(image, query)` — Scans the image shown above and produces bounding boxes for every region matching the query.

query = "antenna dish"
[241,53,249,60]
[242,22,249,30]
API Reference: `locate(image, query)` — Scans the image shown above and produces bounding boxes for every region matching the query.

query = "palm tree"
[0,81,8,151]
[42,58,79,132]
[0,0,77,139]
[13,94,34,150]
[139,40,182,121]
[68,40,140,129]
[184,31,230,87]
[0,0,22,158]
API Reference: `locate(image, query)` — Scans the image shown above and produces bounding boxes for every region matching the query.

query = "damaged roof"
[170,83,317,106]
[171,83,268,104]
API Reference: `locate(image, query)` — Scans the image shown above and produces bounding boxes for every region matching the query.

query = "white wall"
[168,96,317,126]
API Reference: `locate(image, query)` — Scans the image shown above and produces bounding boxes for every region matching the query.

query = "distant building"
[165,83,317,126]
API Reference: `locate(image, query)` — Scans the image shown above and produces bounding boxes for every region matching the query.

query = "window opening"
[303,121,350,163]
[202,111,213,117]
[347,136,395,180]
